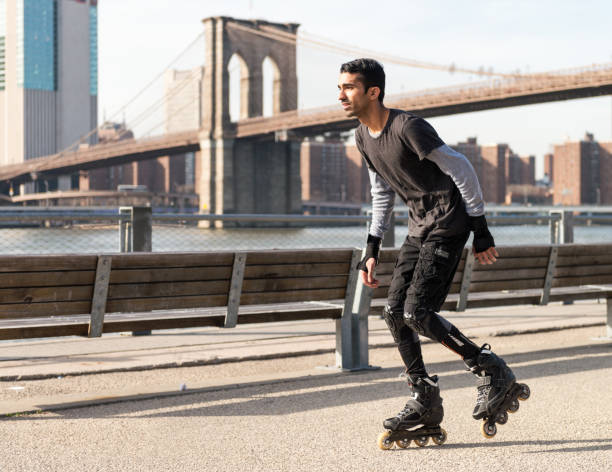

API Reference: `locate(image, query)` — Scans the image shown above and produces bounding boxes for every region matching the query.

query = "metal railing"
[2,205,612,254]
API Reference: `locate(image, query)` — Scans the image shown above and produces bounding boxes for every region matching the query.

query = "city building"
[552,133,604,205]
[479,143,509,204]
[543,153,554,184]
[0,0,98,191]
[300,136,370,213]
[454,137,483,180]
[507,153,535,186]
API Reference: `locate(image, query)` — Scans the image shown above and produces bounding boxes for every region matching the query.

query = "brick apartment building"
[300,137,370,208]
[553,133,612,205]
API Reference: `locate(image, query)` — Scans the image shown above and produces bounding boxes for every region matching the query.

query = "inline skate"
[377,375,448,450]
[465,344,531,438]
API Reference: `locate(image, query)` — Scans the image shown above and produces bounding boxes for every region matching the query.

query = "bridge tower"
[197,17,302,222]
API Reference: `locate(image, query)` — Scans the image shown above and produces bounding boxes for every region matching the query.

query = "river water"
[1,224,611,254]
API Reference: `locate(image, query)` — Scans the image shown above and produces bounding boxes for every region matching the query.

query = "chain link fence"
[1,206,612,255]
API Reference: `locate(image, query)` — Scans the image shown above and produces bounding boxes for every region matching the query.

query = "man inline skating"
[337,58,528,447]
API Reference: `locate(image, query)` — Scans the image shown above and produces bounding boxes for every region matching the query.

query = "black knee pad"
[403,307,451,342]
[382,305,405,344]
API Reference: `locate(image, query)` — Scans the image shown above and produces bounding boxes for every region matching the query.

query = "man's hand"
[360,257,379,288]
[473,246,499,265]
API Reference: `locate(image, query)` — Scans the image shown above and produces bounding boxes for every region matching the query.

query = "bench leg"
[334,249,379,371]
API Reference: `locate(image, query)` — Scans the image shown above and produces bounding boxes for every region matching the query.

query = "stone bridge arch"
[198,17,302,223]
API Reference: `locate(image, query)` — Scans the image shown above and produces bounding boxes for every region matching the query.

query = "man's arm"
[426,144,498,265]
[359,168,396,287]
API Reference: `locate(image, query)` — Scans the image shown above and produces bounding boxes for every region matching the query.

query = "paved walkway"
[0,300,608,416]
[0,321,610,471]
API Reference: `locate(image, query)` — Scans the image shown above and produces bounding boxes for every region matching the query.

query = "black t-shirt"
[355,109,470,237]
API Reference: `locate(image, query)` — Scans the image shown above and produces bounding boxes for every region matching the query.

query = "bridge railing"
[1,206,612,255]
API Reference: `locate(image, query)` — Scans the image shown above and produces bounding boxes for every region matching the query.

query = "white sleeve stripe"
[368,168,395,238]
[426,144,485,217]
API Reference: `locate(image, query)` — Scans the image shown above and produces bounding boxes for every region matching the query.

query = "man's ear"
[369,86,380,100]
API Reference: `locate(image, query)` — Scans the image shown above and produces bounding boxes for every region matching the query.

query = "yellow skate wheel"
[432,428,447,445]
[377,431,394,450]
[481,420,497,439]
[414,436,429,447]
[395,438,411,449]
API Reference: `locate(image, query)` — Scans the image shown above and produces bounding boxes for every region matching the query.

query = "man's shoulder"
[389,109,426,128]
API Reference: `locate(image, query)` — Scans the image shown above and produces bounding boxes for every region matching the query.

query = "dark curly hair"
[340,58,385,103]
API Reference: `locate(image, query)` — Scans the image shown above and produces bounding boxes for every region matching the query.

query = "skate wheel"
[414,435,429,447]
[507,399,520,413]
[377,431,394,450]
[431,428,447,445]
[518,383,530,401]
[395,438,411,449]
[496,411,508,425]
[481,420,497,439]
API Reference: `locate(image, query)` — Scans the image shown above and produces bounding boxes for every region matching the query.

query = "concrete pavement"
[0,300,608,417]
[0,324,610,472]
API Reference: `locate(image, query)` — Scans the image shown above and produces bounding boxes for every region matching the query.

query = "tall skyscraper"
[0,0,97,190]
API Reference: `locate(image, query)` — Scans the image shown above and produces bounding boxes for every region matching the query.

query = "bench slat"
[0,286,93,305]
[471,268,547,282]
[0,255,97,272]
[245,249,354,265]
[557,254,612,267]
[110,252,234,269]
[107,280,230,299]
[557,244,612,257]
[469,279,544,292]
[555,265,612,277]
[110,267,233,284]
[475,256,550,271]
[0,301,91,318]
[106,295,228,313]
[240,288,346,305]
[0,270,96,288]
[553,274,612,287]
[243,262,350,279]
[242,276,348,293]
[0,323,89,340]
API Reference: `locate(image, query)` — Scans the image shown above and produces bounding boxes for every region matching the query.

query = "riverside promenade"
[0,301,610,471]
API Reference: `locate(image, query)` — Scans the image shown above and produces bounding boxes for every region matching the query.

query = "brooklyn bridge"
[1,16,611,214]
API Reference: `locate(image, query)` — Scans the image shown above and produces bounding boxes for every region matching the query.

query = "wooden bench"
[372,244,612,335]
[0,249,372,370]
[0,243,610,371]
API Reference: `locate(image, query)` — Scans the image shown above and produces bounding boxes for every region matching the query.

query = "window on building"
[22,0,57,91]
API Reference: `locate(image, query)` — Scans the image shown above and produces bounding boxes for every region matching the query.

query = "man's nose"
[338,89,346,100]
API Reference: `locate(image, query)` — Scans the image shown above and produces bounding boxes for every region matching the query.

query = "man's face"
[338,72,370,117]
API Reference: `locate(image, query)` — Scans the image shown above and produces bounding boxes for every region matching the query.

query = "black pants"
[384,231,480,378]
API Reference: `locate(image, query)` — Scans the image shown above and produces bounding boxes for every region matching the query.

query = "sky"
[98,0,612,177]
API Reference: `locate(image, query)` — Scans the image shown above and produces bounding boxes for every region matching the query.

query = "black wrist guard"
[357,234,382,273]
[470,215,495,253]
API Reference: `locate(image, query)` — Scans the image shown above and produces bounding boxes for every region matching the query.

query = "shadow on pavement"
[5,341,611,422]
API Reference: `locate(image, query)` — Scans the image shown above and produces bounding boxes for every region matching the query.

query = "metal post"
[88,255,112,338]
[549,210,574,244]
[132,206,153,252]
[224,252,246,328]
[120,206,153,335]
[119,207,132,252]
[540,246,558,305]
